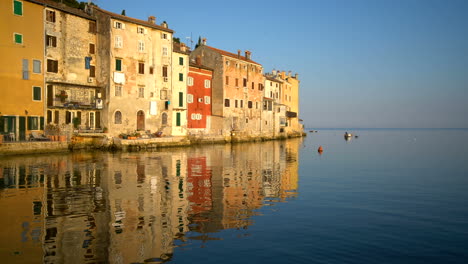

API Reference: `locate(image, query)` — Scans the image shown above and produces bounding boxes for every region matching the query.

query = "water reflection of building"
[0,138,302,262]
[103,151,189,263]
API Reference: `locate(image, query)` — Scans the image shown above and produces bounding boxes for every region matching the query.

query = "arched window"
[162,112,168,126]
[114,111,122,124]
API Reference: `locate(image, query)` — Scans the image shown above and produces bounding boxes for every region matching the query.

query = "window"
[89,21,96,33]
[46,10,56,23]
[33,86,41,101]
[243,78,247,87]
[46,35,56,47]
[224,99,230,107]
[138,87,144,98]
[204,96,210,104]
[176,112,181,126]
[179,57,184,65]
[161,33,167,39]
[187,94,193,103]
[235,78,239,87]
[47,59,58,73]
[14,33,23,44]
[89,65,95,77]
[198,98,203,103]
[187,77,194,86]
[204,79,211,88]
[149,66,154,74]
[54,110,59,124]
[263,101,268,110]
[33,60,41,73]
[115,85,122,96]
[162,112,168,125]
[179,92,183,107]
[179,73,183,82]
[248,101,253,108]
[252,82,255,89]
[225,60,230,66]
[240,100,243,108]
[114,21,124,29]
[162,46,168,56]
[162,65,168,77]
[22,59,28,80]
[137,27,145,34]
[160,89,168,100]
[258,83,263,90]
[115,59,122,71]
[89,43,95,54]
[28,117,39,130]
[138,62,145,74]
[115,36,123,48]
[138,40,145,52]
[114,111,122,124]
[14,0,23,16]
[235,100,238,108]
[225,76,229,85]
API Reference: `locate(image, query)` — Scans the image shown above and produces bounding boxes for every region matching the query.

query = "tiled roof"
[26,0,95,20]
[189,63,214,72]
[94,7,174,33]
[205,46,262,66]
[265,75,283,82]
[173,42,191,55]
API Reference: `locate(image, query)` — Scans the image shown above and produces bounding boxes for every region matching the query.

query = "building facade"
[187,63,213,133]
[170,42,189,136]
[0,0,45,141]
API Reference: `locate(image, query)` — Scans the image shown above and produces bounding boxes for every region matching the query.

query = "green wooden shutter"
[176,112,181,126]
[179,73,183,82]
[179,92,183,107]
[179,57,183,65]
[116,59,122,71]
[14,0,23,15]
[40,117,44,130]
[33,87,41,100]
[15,33,23,44]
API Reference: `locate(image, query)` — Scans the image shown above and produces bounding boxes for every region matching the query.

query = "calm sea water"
[1,129,467,263]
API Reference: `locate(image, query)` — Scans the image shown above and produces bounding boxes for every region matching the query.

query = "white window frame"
[114,21,125,29]
[115,35,123,48]
[14,32,23,44]
[187,77,194,86]
[204,79,211,88]
[115,85,122,97]
[138,87,145,98]
[198,98,203,103]
[138,40,145,52]
[33,59,41,74]
[32,86,42,101]
[137,26,146,34]
[162,46,168,56]
[187,94,193,103]
[161,33,167,39]
[204,96,210,104]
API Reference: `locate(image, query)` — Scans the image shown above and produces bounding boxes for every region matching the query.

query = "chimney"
[295,73,299,79]
[180,43,186,52]
[202,38,207,46]
[196,55,202,66]
[245,50,251,60]
[288,71,292,77]
[272,69,277,76]
[237,50,241,58]
[161,21,168,28]
[148,16,156,24]
[281,71,286,79]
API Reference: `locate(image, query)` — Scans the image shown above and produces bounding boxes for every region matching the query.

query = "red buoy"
[318,146,323,153]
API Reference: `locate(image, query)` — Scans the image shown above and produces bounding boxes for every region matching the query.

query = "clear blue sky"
[97,0,468,128]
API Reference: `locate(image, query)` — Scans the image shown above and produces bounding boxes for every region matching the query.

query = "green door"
[19,116,26,141]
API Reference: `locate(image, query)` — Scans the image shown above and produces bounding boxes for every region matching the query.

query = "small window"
[179,57,184,65]
[137,27,145,34]
[225,60,230,66]
[115,85,122,97]
[89,65,96,77]
[14,33,23,44]
[33,60,41,73]
[114,111,122,124]
[89,21,96,33]
[114,21,124,29]
[240,100,243,108]
[138,62,145,74]
[204,80,211,88]
[204,96,210,104]
[47,59,58,73]
[235,100,238,108]
[46,10,56,23]
[198,98,203,103]
[89,43,95,54]
[28,117,39,130]
[149,66,154,74]
[138,87,145,98]
[162,65,168,77]
[33,86,41,101]
[187,77,194,86]
[14,0,23,16]
[187,94,193,103]
[252,82,255,89]
[138,40,145,52]
[235,78,239,87]
[225,76,229,85]
[248,101,253,108]
[115,59,122,71]
[243,78,247,87]
[179,92,184,107]
[161,33,167,39]
[46,35,56,47]
[162,46,168,56]
[115,36,123,48]
[22,59,29,80]
[225,99,230,107]
[179,73,183,82]
[176,112,181,126]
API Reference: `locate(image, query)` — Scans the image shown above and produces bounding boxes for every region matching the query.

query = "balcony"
[286,111,297,118]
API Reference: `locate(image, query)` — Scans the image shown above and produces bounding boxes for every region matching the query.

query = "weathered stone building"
[190,39,265,139]
[43,2,102,137]
[93,8,174,137]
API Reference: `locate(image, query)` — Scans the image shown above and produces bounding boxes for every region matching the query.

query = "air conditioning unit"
[163,77,168,82]
[88,77,94,83]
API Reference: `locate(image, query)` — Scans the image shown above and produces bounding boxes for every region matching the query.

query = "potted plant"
[55,91,68,102]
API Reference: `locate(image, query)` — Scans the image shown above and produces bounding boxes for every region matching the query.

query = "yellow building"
[0,0,45,141]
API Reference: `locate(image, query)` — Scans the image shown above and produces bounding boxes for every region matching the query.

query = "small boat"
[344,132,352,140]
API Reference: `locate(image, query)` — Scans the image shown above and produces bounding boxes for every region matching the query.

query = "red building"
[187,64,213,129]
